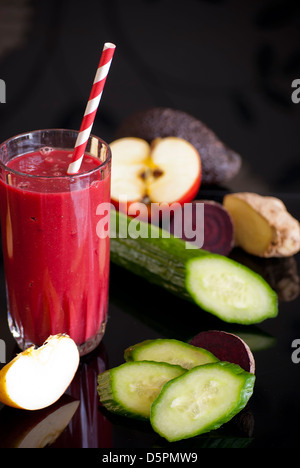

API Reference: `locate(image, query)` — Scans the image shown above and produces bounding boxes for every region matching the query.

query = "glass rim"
[0,128,111,180]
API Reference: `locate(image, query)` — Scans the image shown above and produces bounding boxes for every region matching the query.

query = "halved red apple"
[110,136,201,218]
[0,334,80,411]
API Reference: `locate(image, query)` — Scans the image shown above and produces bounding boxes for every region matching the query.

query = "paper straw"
[67,42,116,174]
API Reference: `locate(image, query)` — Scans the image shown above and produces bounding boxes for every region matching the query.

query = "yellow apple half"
[0,334,80,411]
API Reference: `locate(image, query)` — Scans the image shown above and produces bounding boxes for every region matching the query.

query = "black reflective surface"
[0,190,299,449]
[0,0,299,450]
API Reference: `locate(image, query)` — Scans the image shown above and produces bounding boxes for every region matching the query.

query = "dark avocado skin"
[115,107,242,186]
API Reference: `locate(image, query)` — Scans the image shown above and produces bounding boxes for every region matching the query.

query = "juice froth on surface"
[7,147,101,177]
[0,149,110,354]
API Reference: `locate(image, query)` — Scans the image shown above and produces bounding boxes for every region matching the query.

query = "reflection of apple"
[110,137,201,217]
[0,395,79,448]
[0,334,79,410]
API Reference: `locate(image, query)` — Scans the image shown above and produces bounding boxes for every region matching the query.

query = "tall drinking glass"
[0,129,111,356]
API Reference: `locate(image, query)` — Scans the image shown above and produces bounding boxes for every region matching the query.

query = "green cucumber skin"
[124,339,152,362]
[150,361,255,442]
[97,369,130,415]
[97,361,186,420]
[110,211,278,324]
[124,338,219,369]
[110,211,204,301]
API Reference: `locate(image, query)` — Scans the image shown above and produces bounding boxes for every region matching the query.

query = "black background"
[0,0,300,449]
[0,0,299,192]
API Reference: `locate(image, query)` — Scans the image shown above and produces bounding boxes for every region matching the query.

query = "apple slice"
[110,136,201,214]
[0,334,80,411]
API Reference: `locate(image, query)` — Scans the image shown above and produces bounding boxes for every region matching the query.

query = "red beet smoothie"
[0,149,110,350]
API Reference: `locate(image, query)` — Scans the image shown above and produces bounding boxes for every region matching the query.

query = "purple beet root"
[190,330,255,374]
[169,200,234,256]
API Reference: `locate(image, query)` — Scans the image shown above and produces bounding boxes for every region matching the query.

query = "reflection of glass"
[52,343,112,448]
[0,129,111,356]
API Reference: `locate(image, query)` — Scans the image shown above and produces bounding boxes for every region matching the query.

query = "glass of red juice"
[0,129,111,356]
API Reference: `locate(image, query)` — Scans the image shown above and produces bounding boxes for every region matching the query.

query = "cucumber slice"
[124,338,219,369]
[186,255,278,324]
[150,361,255,442]
[110,211,278,325]
[97,361,186,419]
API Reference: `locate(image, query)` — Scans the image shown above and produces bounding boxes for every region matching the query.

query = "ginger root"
[223,192,300,258]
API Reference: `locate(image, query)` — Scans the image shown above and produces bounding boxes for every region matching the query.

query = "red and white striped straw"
[67,42,116,174]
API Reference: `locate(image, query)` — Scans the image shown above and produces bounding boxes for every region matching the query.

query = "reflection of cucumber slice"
[97,361,186,419]
[186,255,278,324]
[150,361,255,442]
[125,339,219,369]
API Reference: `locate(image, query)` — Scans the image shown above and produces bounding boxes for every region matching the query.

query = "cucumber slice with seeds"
[97,361,186,419]
[186,255,278,324]
[150,361,255,442]
[125,338,219,369]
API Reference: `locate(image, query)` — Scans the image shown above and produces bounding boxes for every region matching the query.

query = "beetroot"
[169,200,234,256]
[189,330,255,374]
